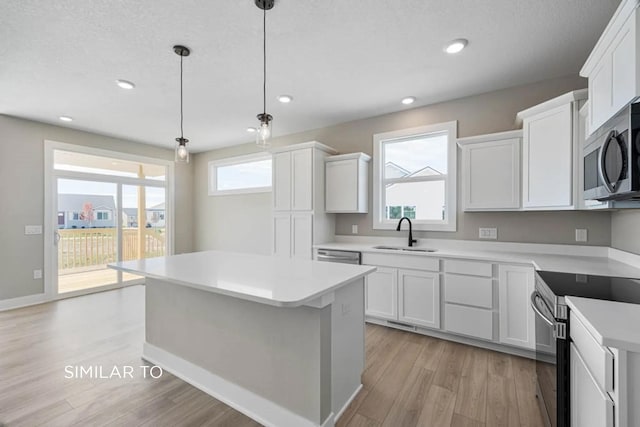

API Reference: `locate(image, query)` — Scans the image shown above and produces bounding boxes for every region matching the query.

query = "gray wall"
[0,115,193,300]
[193,74,612,254]
[611,210,640,255]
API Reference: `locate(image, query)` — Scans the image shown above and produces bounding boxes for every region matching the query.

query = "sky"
[384,133,448,175]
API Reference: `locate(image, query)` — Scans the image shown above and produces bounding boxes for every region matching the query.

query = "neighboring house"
[57,194,117,229]
[122,202,166,228]
[385,164,445,221]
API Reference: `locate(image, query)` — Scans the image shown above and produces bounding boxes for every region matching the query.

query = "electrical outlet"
[25,225,42,235]
[575,229,588,242]
[479,227,497,239]
[33,269,42,279]
[351,224,358,234]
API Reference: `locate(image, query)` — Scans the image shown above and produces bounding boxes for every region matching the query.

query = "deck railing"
[57,228,165,271]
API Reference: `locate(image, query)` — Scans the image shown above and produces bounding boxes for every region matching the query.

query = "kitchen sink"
[372,245,437,253]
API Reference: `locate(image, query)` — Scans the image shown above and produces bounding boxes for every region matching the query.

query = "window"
[373,121,457,231]
[386,205,416,220]
[208,152,272,196]
[96,211,110,221]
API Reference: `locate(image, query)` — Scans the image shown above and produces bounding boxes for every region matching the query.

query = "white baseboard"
[142,342,325,427]
[365,318,537,360]
[334,384,362,422]
[0,292,47,312]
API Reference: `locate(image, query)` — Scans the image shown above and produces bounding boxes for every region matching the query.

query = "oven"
[583,101,640,201]
[531,273,569,427]
[532,271,640,427]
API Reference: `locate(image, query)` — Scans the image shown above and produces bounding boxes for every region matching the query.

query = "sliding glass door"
[47,144,172,297]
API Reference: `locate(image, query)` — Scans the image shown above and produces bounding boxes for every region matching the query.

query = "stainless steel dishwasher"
[316,249,361,265]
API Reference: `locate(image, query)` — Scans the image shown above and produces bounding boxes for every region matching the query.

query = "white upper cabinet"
[325,153,370,213]
[517,90,587,210]
[581,0,640,134]
[272,142,337,212]
[458,130,522,211]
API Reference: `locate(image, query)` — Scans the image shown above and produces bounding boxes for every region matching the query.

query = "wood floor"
[337,324,544,427]
[0,286,544,427]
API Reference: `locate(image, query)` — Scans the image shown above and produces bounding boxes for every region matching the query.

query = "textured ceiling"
[0,0,621,152]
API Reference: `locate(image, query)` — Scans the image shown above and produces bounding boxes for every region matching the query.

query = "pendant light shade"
[174,45,191,163]
[255,0,274,148]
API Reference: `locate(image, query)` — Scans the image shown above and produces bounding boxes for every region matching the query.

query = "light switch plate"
[352,224,358,234]
[33,269,42,279]
[479,227,498,239]
[25,225,43,235]
[575,229,588,242]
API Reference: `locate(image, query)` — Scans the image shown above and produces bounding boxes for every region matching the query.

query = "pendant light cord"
[263,6,266,116]
[180,52,184,139]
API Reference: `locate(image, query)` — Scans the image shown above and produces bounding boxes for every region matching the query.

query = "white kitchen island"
[109,251,376,427]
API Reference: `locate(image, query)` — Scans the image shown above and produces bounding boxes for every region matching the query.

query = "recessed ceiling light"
[247,127,257,133]
[277,95,293,103]
[401,96,416,105]
[59,116,73,122]
[116,79,136,89]
[444,39,468,54]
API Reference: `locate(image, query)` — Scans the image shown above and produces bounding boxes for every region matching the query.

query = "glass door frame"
[44,140,174,299]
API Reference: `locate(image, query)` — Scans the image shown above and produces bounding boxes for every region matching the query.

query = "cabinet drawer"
[444,304,493,341]
[362,253,439,272]
[443,259,492,277]
[570,343,615,427]
[444,274,493,309]
[570,312,614,393]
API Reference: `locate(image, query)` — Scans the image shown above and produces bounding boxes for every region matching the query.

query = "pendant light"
[174,45,191,163]
[255,0,274,148]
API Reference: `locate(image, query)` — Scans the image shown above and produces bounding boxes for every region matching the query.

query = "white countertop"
[314,241,640,278]
[109,250,376,308]
[566,296,640,353]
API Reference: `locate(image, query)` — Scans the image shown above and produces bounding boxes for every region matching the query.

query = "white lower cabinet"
[398,269,440,329]
[498,265,535,349]
[570,343,614,427]
[444,304,493,340]
[365,267,397,320]
[365,267,440,328]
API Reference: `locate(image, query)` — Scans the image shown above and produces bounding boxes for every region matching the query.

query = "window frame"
[208,152,273,196]
[372,121,457,232]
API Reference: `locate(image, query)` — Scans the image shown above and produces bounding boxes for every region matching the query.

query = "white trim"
[457,129,523,146]
[269,141,338,155]
[325,152,371,162]
[515,89,588,125]
[142,342,326,427]
[0,293,47,312]
[333,384,363,422]
[372,121,457,232]
[580,0,639,76]
[208,152,273,196]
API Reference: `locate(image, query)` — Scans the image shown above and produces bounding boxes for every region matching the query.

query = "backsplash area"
[335,210,611,246]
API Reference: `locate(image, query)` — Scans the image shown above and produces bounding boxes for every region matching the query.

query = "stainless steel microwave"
[583,102,640,201]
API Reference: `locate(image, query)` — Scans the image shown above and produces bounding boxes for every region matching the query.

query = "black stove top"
[536,271,640,304]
